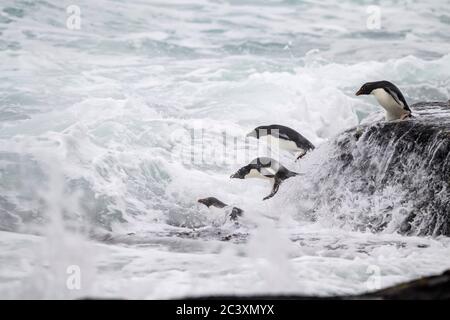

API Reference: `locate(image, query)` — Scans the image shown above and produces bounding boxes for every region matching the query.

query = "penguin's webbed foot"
[400,113,412,120]
[295,152,306,161]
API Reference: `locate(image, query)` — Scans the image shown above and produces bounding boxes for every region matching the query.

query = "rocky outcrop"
[308,101,450,236]
[360,269,450,300]
[188,269,450,300]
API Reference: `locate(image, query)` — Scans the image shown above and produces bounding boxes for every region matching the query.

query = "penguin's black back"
[257,124,315,150]
[251,157,298,180]
[251,157,276,169]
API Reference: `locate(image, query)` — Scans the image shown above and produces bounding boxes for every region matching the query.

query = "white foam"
[1,0,450,299]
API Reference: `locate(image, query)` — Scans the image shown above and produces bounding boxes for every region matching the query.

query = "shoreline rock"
[186,269,450,300]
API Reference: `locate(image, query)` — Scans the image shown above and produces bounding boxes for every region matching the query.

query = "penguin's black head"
[246,129,259,139]
[356,82,379,96]
[356,81,398,96]
[198,197,226,208]
[230,165,251,179]
[246,126,270,139]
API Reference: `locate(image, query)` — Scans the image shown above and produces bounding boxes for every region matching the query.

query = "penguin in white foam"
[230,157,298,200]
[247,124,315,160]
[198,197,243,221]
[356,80,412,121]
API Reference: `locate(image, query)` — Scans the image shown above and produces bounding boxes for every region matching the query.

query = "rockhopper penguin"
[356,80,412,121]
[230,157,299,200]
[247,124,315,160]
[198,197,243,221]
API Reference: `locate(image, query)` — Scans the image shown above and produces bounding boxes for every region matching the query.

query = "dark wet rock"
[187,269,450,300]
[359,269,450,300]
[79,269,450,300]
[310,101,450,236]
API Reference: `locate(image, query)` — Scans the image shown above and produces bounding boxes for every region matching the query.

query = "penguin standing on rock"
[247,124,315,160]
[356,80,412,121]
[198,197,243,221]
[230,157,299,200]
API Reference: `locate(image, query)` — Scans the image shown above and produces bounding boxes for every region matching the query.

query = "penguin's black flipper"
[385,86,411,112]
[263,178,282,200]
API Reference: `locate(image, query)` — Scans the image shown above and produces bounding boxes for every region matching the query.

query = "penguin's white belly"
[372,89,407,121]
[246,168,274,180]
[266,135,300,151]
[209,206,228,226]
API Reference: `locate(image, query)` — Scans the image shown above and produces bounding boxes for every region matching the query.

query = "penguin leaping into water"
[356,80,412,121]
[247,124,315,160]
[198,197,243,221]
[230,157,299,200]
